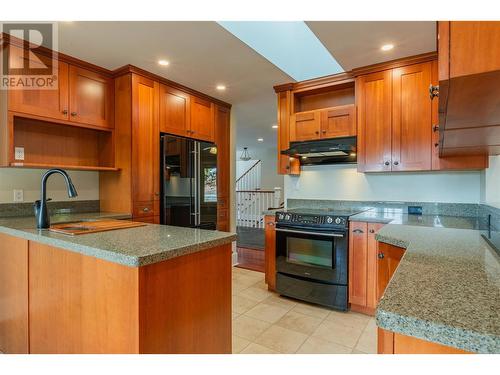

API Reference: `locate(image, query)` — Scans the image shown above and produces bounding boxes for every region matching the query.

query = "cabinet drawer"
[133,202,155,218]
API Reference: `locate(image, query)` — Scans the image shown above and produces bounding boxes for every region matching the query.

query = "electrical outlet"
[13,189,24,202]
[14,147,24,160]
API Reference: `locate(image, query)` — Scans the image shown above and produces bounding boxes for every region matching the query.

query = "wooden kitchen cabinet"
[215,104,231,231]
[356,70,393,172]
[8,45,70,121]
[348,221,384,315]
[320,104,356,139]
[264,215,276,291]
[159,84,190,137]
[0,233,29,354]
[276,91,300,175]
[68,65,114,129]
[290,110,321,142]
[190,95,215,142]
[376,242,406,301]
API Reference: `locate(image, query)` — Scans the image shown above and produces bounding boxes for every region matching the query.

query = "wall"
[284,164,483,204]
[482,155,500,208]
[0,169,99,203]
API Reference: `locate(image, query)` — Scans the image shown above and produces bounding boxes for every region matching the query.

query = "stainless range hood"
[281,136,357,165]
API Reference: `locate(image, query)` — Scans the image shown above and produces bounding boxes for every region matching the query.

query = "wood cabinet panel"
[348,222,368,306]
[28,241,140,354]
[215,105,230,203]
[190,96,214,142]
[394,332,470,354]
[277,91,300,175]
[0,233,29,354]
[376,242,405,301]
[264,215,276,291]
[392,62,432,171]
[290,110,320,142]
[356,70,393,172]
[159,84,190,137]
[320,104,356,139]
[8,45,69,121]
[131,75,159,207]
[367,223,384,309]
[69,65,113,129]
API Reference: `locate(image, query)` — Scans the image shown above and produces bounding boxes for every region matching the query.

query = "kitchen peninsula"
[0,214,236,354]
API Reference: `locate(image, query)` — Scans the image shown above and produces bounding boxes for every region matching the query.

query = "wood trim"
[393,332,471,354]
[274,72,354,93]
[351,52,438,76]
[113,65,231,109]
[350,304,375,316]
[377,328,394,354]
[264,215,276,291]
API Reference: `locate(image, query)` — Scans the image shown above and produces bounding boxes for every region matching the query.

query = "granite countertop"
[0,213,237,267]
[375,224,500,353]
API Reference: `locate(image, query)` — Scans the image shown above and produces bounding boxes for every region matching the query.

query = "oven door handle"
[275,228,345,237]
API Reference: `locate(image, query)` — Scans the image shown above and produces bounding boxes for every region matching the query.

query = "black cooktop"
[281,207,368,217]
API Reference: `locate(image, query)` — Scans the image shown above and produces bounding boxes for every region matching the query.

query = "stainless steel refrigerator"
[160,134,218,229]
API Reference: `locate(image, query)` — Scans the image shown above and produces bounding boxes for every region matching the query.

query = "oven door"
[275,225,348,285]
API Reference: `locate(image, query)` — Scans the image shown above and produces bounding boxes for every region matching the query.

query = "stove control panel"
[276,212,347,228]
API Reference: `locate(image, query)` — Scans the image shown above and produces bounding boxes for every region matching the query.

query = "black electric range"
[274,207,365,310]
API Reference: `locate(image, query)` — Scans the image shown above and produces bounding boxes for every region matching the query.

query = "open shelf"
[293,81,355,113]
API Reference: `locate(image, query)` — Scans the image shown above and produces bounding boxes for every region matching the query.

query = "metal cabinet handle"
[394,161,399,166]
[378,253,385,259]
[432,124,439,132]
[322,130,326,134]
[267,222,275,226]
[435,143,439,148]
[384,161,390,166]
[353,229,364,234]
[70,112,77,116]
[62,109,68,115]
[154,192,160,197]
[369,229,375,233]
[315,131,319,135]
[429,84,439,99]
[143,207,150,212]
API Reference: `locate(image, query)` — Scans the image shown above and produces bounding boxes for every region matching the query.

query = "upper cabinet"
[321,104,356,139]
[190,96,215,142]
[159,84,190,137]
[68,66,114,129]
[438,21,500,156]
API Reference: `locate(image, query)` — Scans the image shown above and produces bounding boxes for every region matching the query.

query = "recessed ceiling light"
[216,85,226,91]
[381,44,394,52]
[272,124,278,129]
[158,59,170,66]
[257,138,264,142]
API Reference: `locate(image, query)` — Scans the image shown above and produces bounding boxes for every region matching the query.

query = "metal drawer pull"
[352,229,364,234]
[429,84,439,99]
[143,207,150,212]
[369,229,375,233]
[378,253,385,259]
[276,228,344,237]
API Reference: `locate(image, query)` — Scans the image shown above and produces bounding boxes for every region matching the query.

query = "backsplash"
[0,200,100,218]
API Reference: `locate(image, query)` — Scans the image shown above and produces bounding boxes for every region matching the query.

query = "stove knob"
[278,213,284,220]
[326,216,333,224]
[285,214,291,221]
[335,217,342,225]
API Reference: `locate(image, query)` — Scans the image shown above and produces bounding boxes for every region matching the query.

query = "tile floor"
[232,266,377,354]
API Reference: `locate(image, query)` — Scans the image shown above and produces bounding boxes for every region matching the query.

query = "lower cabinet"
[264,215,276,291]
[348,221,384,314]
[376,242,406,301]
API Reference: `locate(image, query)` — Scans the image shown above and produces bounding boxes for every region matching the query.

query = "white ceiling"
[56,21,436,155]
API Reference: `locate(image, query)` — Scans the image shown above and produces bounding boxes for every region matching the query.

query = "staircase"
[236,160,281,228]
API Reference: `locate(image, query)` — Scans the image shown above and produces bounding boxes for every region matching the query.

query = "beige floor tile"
[311,319,364,348]
[276,310,323,335]
[254,325,308,354]
[351,349,369,354]
[245,301,289,324]
[232,312,240,320]
[355,323,377,354]
[251,279,269,291]
[326,311,371,330]
[291,302,331,319]
[232,335,251,353]
[240,343,280,354]
[233,315,271,341]
[262,294,298,311]
[232,294,259,314]
[238,286,273,302]
[365,318,377,332]
[296,336,352,354]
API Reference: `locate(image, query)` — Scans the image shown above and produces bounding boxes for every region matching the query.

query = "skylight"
[217,21,344,81]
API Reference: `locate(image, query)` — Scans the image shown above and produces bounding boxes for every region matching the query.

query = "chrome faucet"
[34,169,78,229]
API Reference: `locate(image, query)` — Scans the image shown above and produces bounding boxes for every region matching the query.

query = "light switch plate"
[13,189,23,202]
[14,147,24,160]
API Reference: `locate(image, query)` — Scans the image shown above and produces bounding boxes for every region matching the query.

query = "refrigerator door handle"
[196,142,201,226]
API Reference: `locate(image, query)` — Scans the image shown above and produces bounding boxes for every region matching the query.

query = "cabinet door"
[264,215,276,291]
[290,110,321,142]
[277,91,300,175]
[356,70,392,172]
[320,104,356,139]
[69,65,113,128]
[348,221,368,306]
[190,96,214,142]
[366,223,385,309]
[8,45,69,120]
[376,242,405,301]
[131,74,159,208]
[159,84,190,137]
[392,62,432,171]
